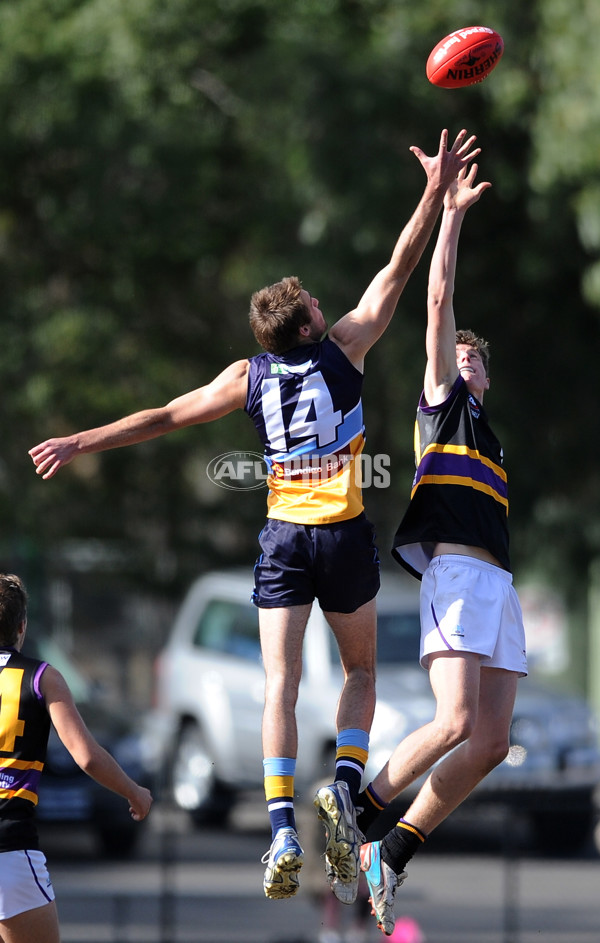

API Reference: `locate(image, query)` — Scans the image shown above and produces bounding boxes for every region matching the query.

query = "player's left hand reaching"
[29,436,77,480]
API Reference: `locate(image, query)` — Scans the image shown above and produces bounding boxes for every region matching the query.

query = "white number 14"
[261,373,342,451]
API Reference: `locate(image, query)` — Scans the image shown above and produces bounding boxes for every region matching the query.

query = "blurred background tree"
[1,0,599,699]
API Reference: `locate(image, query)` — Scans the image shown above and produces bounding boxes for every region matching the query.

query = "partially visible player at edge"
[29,129,481,905]
[356,165,528,935]
[0,574,152,943]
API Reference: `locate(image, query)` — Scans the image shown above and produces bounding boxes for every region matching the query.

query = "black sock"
[381,818,427,873]
[356,782,388,835]
[335,766,363,806]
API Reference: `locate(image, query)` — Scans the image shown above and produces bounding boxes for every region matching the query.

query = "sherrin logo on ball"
[426,26,504,89]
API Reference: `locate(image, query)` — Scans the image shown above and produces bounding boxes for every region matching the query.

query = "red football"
[426,26,504,89]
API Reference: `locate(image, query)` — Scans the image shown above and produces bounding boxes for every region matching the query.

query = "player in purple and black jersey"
[0,574,151,943]
[357,165,528,936]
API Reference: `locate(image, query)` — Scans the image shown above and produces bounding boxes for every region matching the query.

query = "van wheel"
[172,724,232,827]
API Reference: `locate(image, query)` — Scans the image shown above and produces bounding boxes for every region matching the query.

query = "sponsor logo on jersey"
[270,360,314,376]
[271,450,352,483]
[468,394,481,419]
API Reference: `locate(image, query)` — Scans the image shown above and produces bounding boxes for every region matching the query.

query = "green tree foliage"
[0,0,598,606]
[498,0,600,598]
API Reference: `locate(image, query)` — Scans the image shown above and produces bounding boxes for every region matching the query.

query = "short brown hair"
[249,276,311,354]
[0,574,28,646]
[456,329,490,376]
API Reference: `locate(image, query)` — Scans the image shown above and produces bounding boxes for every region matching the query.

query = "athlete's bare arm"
[329,129,481,370]
[424,164,490,406]
[29,359,250,480]
[41,665,152,821]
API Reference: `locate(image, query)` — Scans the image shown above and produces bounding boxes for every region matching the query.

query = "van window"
[192,600,262,662]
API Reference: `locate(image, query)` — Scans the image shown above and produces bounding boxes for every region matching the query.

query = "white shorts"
[420,554,528,676]
[0,849,55,920]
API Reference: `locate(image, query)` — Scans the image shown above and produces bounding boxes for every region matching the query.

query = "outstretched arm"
[29,358,250,480]
[41,666,153,821]
[329,129,482,369]
[424,163,491,406]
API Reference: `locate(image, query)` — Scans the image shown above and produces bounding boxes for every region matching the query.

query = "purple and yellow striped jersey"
[0,649,50,850]
[245,338,366,524]
[393,375,510,578]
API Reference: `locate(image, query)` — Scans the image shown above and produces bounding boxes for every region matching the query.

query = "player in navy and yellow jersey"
[358,166,528,936]
[0,574,152,943]
[29,129,482,904]
[245,335,366,525]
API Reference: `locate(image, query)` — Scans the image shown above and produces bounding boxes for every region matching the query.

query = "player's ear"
[16,619,27,649]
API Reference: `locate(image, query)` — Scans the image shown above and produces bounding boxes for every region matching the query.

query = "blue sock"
[263,757,296,838]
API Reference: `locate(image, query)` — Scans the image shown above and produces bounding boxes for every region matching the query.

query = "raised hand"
[444,163,492,212]
[410,128,482,193]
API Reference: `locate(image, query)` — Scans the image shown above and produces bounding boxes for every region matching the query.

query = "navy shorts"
[252,513,380,613]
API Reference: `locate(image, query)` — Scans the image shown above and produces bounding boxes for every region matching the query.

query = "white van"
[144,569,600,852]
